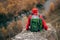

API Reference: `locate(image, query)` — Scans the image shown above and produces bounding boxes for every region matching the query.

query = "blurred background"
[0,0,60,40]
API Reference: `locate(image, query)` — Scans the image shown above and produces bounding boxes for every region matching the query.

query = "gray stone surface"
[11,23,58,40]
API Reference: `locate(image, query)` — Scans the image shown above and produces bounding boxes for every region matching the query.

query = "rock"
[11,23,58,40]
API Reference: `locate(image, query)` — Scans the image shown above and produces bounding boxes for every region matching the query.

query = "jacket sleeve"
[39,15,48,30]
[26,15,31,30]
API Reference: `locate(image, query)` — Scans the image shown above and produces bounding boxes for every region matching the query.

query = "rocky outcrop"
[12,23,58,40]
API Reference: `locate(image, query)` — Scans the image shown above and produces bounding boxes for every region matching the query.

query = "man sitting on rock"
[26,7,48,32]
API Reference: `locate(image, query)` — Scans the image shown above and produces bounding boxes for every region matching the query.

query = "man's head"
[32,8,38,15]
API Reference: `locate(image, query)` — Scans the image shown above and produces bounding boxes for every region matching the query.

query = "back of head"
[32,8,38,15]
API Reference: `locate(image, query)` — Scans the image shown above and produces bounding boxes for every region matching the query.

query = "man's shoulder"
[28,15,32,19]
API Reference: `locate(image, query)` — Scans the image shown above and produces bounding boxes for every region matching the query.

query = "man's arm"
[26,15,31,30]
[39,15,48,30]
